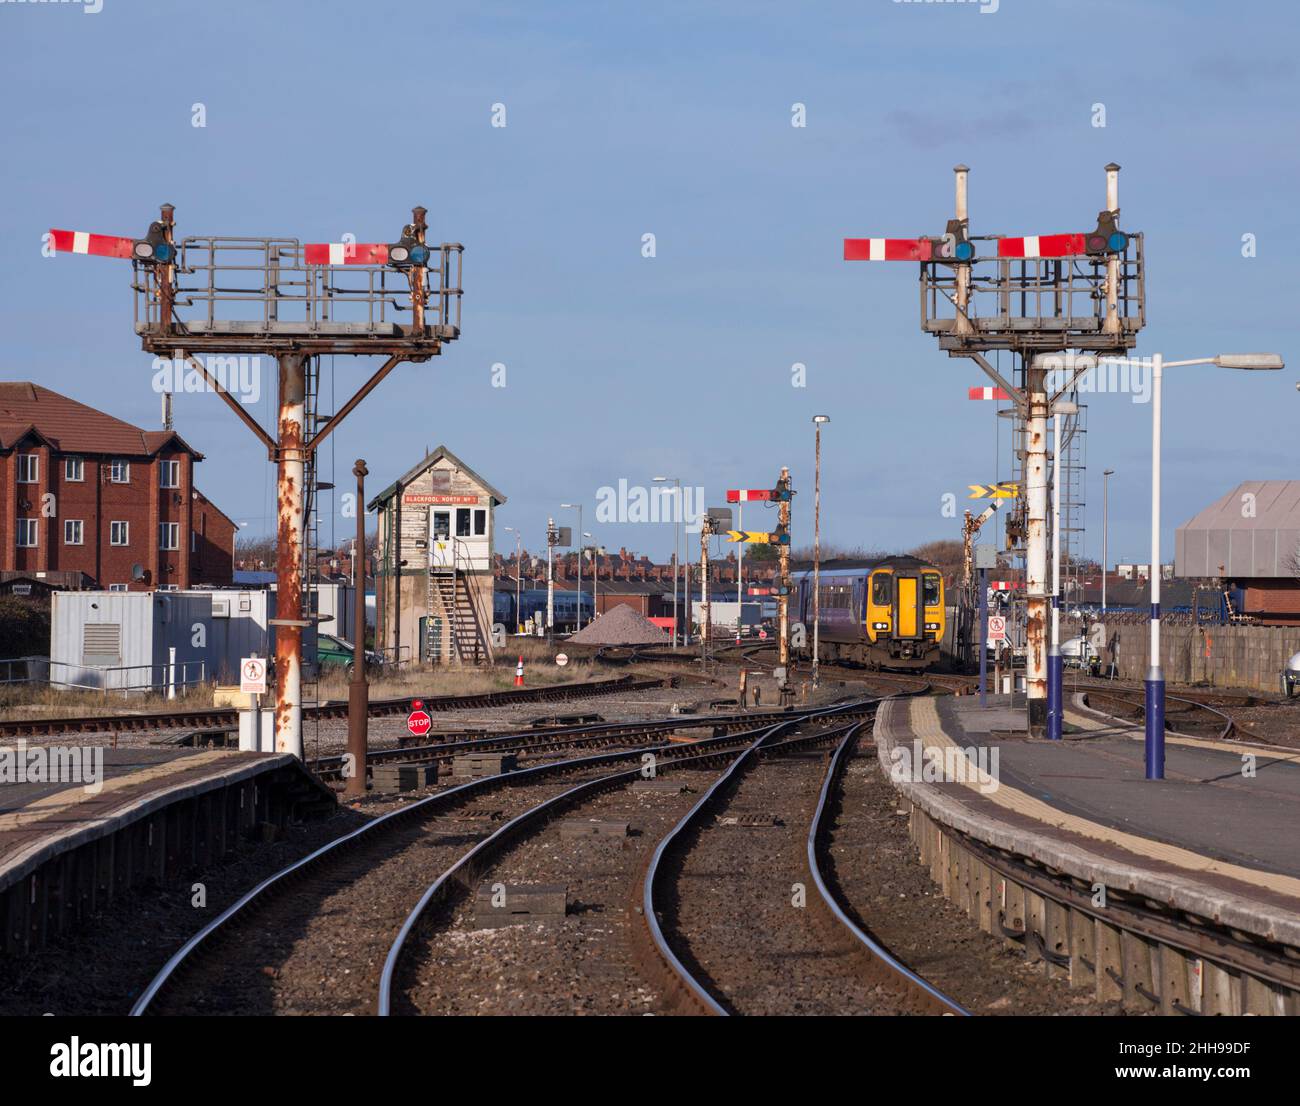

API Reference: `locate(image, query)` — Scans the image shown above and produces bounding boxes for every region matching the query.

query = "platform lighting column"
[345,459,369,799]
[1047,410,1064,740]
[504,526,523,633]
[1102,469,1115,614]
[653,476,682,648]
[811,415,830,689]
[561,503,583,629]
[1100,351,1284,779]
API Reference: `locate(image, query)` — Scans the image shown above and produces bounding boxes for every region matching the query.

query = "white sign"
[987,616,1007,644]
[555,653,569,667]
[240,656,267,694]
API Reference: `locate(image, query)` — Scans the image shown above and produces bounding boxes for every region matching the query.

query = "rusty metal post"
[345,459,370,798]
[1024,358,1050,735]
[1103,164,1121,337]
[953,165,971,336]
[274,353,307,758]
[409,206,428,333]
[158,203,176,333]
[777,466,792,680]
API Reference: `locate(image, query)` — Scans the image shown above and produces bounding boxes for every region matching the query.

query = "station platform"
[0,747,335,954]
[874,693,1300,1014]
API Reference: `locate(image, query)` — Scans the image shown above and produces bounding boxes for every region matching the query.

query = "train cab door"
[894,573,923,639]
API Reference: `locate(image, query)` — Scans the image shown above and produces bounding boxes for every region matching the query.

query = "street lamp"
[1101,469,1115,615]
[811,415,830,689]
[503,526,523,634]
[1100,351,1283,779]
[560,503,584,630]
[584,532,596,618]
[653,476,682,648]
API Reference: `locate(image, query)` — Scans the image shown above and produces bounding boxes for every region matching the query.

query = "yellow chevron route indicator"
[968,482,1019,499]
[726,530,772,544]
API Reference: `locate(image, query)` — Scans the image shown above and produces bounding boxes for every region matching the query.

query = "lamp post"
[504,526,523,633]
[584,532,596,617]
[1102,469,1115,615]
[811,415,830,689]
[345,459,369,800]
[653,476,682,648]
[1100,352,1283,779]
[560,503,583,629]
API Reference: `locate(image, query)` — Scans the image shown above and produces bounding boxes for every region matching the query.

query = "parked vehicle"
[316,633,384,678]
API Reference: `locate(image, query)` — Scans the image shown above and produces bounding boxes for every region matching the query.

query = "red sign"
[726,489,774,503]
[402,494,481,505]
[406,699,432,737]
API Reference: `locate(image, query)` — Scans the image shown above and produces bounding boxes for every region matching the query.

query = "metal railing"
[0,657,208,698]
[132,237,463,338]
[920,233,1144,353]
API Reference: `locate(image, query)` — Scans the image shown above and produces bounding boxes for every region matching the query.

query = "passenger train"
[792,555,946,670]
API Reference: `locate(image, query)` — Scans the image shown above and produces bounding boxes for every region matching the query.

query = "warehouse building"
[1175,481,1300,624]
[369,445,504,665]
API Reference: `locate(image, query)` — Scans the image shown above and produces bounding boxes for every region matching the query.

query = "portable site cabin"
[369,445,505,665]
[49,588,275,694]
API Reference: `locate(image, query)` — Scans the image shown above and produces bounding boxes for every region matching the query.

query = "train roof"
[789,554,939,580]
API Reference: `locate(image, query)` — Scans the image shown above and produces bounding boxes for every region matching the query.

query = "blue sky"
[2,0,1296,567]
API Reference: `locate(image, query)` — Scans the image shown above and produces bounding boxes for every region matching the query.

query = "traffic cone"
[515,656,525,687]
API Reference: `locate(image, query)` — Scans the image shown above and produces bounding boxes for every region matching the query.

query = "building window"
[108,583,128,592]
[159,522,179,551]
[65,456,84,482]
[16,519,38,547]
[110,460,130,483]
[110,521,129,546]
[473,509,487,536]
[456,508,472,537]
[64,519,84,546]
[17,454,38,484]
[159,460,180,488]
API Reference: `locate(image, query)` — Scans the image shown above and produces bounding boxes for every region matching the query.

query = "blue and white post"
[978,563,988,708]
[1145,352,1166,778]
[1046,409,1064,740]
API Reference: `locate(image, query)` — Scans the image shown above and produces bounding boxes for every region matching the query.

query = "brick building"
[0,382,236,590]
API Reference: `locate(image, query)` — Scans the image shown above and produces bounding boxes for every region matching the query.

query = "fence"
[0,657,209,698]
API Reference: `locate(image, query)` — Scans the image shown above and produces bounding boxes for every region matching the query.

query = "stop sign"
[759,629,767,640]
[406,699,432,738]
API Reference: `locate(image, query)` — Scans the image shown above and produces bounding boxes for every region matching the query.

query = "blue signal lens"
[1107,232,1128,252]
[152,242,175,263]
[409,244,430,266]
[954,241,974,261]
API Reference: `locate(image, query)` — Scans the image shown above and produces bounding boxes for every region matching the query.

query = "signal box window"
[456,508,472,537]
[872,574,891,606]
[432,511,450,540]
[473,509,487,536]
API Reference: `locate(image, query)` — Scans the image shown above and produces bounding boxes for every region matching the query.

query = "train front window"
[923,573,941,607]
[872,573,891,606]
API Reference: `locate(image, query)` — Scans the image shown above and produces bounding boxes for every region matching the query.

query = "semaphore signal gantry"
[842,163,1145,738]
[48,203,465,760]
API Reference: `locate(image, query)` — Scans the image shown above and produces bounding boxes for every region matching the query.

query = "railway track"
[1080,687,1238,741]
[640,703,967,1016]
[129,700,872,1016]
[0,674,667,739]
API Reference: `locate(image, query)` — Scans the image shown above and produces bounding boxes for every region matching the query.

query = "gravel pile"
[568,605,669,645]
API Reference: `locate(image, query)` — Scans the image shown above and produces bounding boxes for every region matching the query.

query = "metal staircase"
[424,541,489,664]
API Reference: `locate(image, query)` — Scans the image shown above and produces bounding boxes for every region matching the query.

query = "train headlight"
[872,622,889,630]
[925,622,939,631]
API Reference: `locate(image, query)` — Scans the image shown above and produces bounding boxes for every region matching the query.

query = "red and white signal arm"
[968,386,1010,401]
[240,657,267,694]
[406,700,433,737]
[726,489,774,503]
[987,616,1008,643]
[303,242,390,266]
